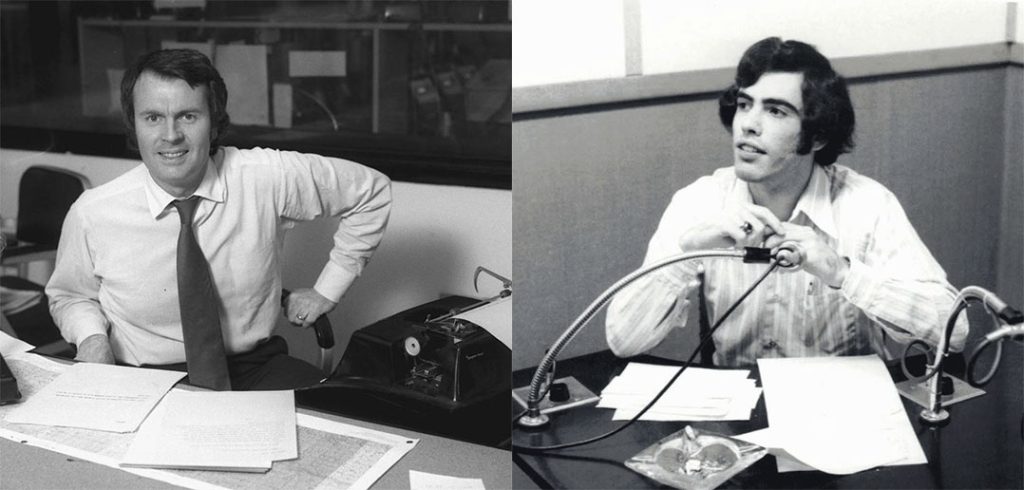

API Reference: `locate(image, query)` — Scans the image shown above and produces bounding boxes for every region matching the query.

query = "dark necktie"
[173,197,231,390]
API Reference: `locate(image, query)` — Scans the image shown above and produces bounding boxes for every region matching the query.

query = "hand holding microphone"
[678,203,785,251]
[764,223,849,288]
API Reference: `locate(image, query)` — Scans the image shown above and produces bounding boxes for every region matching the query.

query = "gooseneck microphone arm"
[518,246,791,429]
[966,290,1024,387]
[919,286,1024,424]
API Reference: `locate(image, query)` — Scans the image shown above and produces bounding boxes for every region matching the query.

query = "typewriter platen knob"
[404,336,422,357]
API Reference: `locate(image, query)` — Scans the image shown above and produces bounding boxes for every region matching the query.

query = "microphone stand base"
[920,408,950,425]
[517,412,550,429]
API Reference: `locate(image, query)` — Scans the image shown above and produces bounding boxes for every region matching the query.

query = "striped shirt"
[605,164,966,367]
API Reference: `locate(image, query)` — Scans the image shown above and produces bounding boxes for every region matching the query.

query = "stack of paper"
[121,390,297,472]
[597,363,761,421]
[736,355,926,474]
[5,363,185,433]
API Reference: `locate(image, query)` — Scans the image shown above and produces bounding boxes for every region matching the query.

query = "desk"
[512,349,1023,489]
[0,370,510,489]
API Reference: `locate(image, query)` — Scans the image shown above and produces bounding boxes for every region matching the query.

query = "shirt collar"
[729,164,838,240]
[143,150,226,218]
[789,164,838,240]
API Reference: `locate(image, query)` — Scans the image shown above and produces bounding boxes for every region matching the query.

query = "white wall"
[513,0,1016,87]
[512,0,626,87]
[0,148,511,367]
[1016,2,1023,42]
[641,1,1008,74]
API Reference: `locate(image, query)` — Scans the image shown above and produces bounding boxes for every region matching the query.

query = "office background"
[0,0,511,367]
[512,1,1024,371]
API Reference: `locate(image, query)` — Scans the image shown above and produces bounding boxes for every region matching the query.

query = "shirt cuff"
[840,257,882,309]
[313,261,358,303]
[63,309,110,347]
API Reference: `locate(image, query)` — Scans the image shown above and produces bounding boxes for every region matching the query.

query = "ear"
[812,138,826,153]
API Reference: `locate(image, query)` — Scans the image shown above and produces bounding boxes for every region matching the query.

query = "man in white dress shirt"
[47,49,392,389]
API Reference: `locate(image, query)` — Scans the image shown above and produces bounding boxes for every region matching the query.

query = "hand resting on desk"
[75,333,115,364]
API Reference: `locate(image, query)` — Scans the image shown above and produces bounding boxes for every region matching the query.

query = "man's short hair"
[120,49,230,156]
[718,37,855,166]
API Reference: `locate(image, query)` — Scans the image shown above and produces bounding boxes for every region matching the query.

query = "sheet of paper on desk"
[751,355,926,474]
[2,353,417,490]
[0,329,33,357]
[121,390,296,472]
[410,470,485,490]
[597,362,761,421]
[5,362,185,433]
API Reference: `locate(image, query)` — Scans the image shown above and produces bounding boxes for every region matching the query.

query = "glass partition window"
[1,1,510,188]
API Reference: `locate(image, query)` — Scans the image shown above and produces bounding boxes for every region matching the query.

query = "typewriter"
[297,269,511,448]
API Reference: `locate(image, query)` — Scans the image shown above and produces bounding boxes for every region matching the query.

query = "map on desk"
[0,353,418,490]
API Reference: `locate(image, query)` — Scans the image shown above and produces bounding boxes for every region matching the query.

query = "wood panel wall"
[512,65,1022,371]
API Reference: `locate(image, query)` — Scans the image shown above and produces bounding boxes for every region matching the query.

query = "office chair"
[2,166,89,275]
[0,166,87,358]
[696,264,715,366]
[0,275,74,358]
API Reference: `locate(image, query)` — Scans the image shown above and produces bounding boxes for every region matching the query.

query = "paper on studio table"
[121,389,297,472]
[611,386,762,421]
[598,363,760,421]
[410,470,486,490]
[756,355,926,475]
[602,363,752,392]
[5,362,185,433]
[734,427,817,473]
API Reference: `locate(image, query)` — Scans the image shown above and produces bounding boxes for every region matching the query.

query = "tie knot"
[172,196,201,225]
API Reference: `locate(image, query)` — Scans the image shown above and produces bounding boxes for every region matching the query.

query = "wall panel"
[513,66,1014,370]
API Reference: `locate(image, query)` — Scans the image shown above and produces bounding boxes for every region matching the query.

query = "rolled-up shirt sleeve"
[46,201,110,346]
[839,190,967,351]
[273,149,392,303]
[606,181,711,357]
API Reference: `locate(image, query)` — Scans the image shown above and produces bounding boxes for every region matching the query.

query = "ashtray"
[625,425,767,490]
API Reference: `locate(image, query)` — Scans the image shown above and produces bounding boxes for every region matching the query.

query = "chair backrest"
[16,166,88,246]
[696,264,715,366]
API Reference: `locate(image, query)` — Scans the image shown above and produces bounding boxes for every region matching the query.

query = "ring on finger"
[740,221,754,235]
[297,313,308,321]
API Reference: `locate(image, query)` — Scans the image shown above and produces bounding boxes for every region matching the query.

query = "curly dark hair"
[120,49,230,156]
[718,37,855,166]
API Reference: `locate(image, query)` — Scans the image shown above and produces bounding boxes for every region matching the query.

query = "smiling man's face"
[133,70,213,197]
[731,71,815,188]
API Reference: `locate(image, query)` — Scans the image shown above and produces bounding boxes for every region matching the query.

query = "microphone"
[967,312,1024,387]
[984,324,1024,343]
[772,243,804,269]
[975,291,1024,325]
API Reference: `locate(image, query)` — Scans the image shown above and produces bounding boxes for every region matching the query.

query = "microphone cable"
[899,294,1007,385]
[513,259,782,454]
[965,323,1022,387]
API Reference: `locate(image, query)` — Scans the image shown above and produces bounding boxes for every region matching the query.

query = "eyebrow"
[137,108,203,118]
[736,90,802,115]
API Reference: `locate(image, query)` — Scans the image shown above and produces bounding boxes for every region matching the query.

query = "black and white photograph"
[511,1,1022,489]
[1,0,1023,489]
[1,1,510,488]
